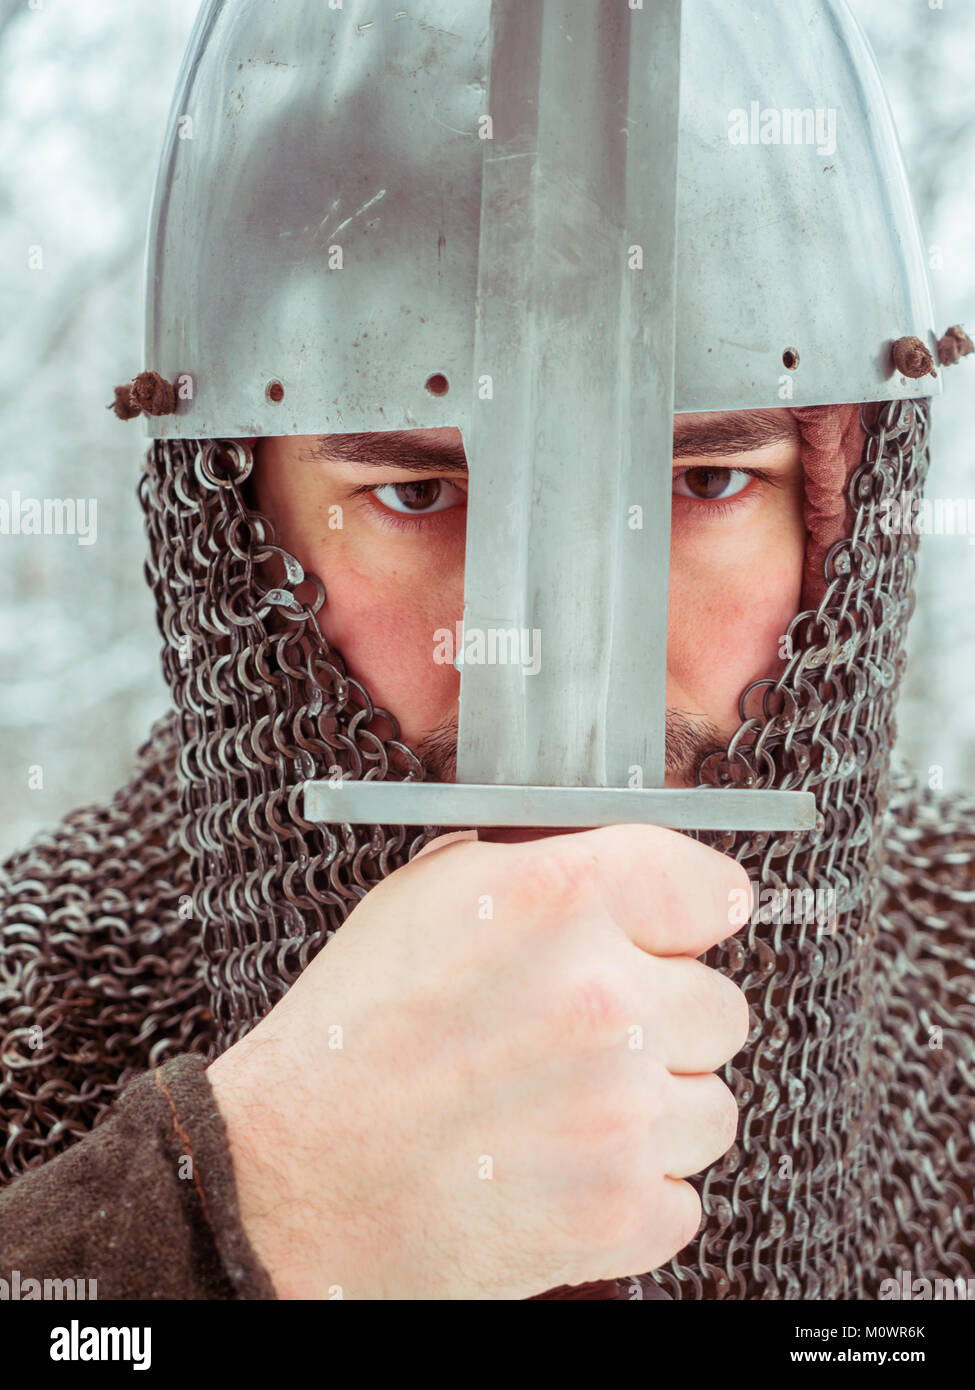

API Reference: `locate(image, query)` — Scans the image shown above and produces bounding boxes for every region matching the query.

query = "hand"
[207,823,751,1299]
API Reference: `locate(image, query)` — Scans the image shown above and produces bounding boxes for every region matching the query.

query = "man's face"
[253,410,806,786]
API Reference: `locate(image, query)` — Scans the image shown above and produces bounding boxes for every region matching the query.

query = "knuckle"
[506,840,597,921]
[559,971,631,1044]
[564,1085,647,1153]
[504,849,564,918]
[566,1177,646,1252]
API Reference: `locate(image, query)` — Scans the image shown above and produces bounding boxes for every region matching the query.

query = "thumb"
[412,829,479,862]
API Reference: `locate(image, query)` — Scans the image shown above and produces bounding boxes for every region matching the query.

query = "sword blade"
[457,0,682,790]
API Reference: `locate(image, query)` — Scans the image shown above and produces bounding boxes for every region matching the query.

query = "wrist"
[206,1044,309,1297]
[206,1040,373,1299]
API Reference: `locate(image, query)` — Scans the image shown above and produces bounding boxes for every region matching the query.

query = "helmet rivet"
[782,348,800,370]
[265,379,285,403]
[425,373,449,397]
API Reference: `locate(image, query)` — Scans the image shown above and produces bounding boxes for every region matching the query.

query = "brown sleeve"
[0,1053,276,1300]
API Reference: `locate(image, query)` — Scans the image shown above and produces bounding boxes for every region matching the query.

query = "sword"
[304,0,815,836]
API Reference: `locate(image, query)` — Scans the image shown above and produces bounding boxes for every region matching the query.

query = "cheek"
[667,513,804,728]
[306,540,464,743]
[252,444,464,743]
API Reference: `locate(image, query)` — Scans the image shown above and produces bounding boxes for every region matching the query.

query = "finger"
[512,822,752,957]
[656,1072,740,1179]
[634,954,751,1073]
[608,1176,703,1276]
[411,829,479,862]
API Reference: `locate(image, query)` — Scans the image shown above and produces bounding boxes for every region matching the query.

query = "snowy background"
[0,0,973,855]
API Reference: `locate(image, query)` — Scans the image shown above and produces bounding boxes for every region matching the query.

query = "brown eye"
[673,467,752,502]
[370,478,466,516]
[683,467,731,499]
[392,480,442,511]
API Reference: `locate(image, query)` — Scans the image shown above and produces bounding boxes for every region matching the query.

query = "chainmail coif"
[1,398,972,1299]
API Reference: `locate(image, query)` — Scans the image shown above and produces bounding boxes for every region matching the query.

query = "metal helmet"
[146,0,939,437]
[88,0,971,1301]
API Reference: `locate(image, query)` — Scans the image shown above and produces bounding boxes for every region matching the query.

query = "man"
[1,0,973,1302]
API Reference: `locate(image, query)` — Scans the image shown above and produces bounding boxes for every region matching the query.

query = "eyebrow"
[306,431,469,474]
[307,410,796,472]
[672,410,798,458]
